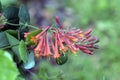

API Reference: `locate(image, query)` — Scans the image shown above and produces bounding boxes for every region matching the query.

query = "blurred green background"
[1,0,120,80]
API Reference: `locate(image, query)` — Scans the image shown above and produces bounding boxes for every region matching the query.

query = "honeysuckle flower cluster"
[25,16,99,59]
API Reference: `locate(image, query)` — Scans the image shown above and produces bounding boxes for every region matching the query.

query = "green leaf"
[19,4,30,24]
[3,6,19,30]
[3,6,19,20]
[5,32,19,48]
[6,29,18,38]
[0,32,9,48]
[25,29,42,45]
[19,40,28,63]
[0,0,2,13]
[18,4,30,40]
[5,32,21,62]
[24,51,35,69]
[0,50,19,80]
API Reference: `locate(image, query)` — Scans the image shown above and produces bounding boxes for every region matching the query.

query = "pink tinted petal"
[34,36,44,56]
[82,50,93,54]
[84,29,92,36]
[50,34,60,58]
[36,26,50,39]
[88,37,96,42]
[45,33,52,56]
[56,16,63,29]
[65,34,78,42]
[24,32,30,38]
[54,33,60,58]
[69,45,78,54]
[57,33,68,52]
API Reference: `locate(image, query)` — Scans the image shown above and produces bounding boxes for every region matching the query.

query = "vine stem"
[6,22,19,26]
[6,22,39,30]
[26,24,39,29]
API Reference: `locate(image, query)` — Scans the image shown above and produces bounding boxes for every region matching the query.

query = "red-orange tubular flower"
[25,16,99,59]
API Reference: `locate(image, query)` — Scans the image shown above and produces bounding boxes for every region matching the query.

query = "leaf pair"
[5,32,35,69]
[19,40,35,69]
[1,4,30,40]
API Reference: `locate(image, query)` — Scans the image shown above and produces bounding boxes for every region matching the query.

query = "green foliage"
[3,6,19,20]
[65,0,120,27]
[0,32,9,48]
[0,50,19,80]
[3,6,19,30]
[6,32,21,62]
[19,4,30,24]
[5,29,18,38]
[0,2,35,80]
[19,40,28,63]
[18,4,30,39]
[0,0,2,13]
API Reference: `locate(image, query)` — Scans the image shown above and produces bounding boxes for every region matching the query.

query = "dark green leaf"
[19,40,28,63]
[0,0,2,13]
[3,6,19,30]
[5,32,19,46]
[3,6,19,20]
[18,4,30,40]
[5,32,21,62]
[24,51,35,69]
[19,4,30,24]
[6,29,18,38]
[0,32,9,48]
